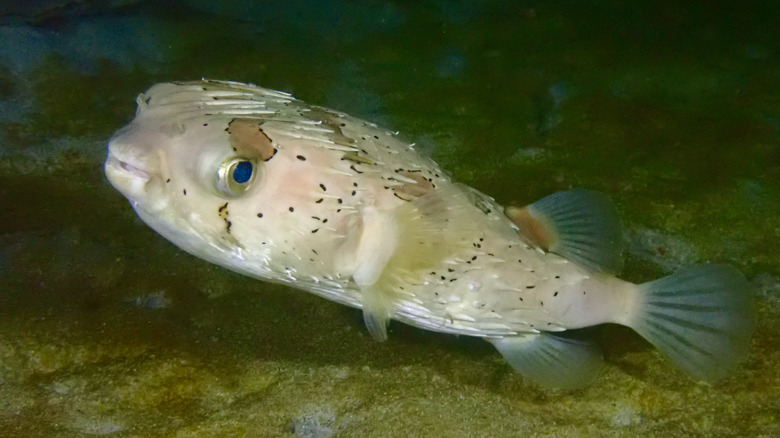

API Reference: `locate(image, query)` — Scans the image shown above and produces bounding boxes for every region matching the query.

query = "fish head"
[104,82,290,276]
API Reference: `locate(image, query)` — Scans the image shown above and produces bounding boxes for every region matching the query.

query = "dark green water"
[0,1,778,436]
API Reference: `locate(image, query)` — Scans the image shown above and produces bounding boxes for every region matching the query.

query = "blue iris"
[232,160,253,183]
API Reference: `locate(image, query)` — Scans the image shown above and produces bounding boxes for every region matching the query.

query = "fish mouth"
[113,155,150,180]
[105,153,150,181]
[104,151,153,200]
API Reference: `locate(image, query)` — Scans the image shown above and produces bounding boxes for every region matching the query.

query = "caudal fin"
[629,264,753,381]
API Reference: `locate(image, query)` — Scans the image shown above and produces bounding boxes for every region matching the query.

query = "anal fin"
[488,332,602,389]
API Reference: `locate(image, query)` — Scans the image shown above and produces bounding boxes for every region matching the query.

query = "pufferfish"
[105,79,753,388]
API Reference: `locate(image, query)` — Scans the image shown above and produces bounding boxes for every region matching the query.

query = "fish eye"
[217,157,257,196]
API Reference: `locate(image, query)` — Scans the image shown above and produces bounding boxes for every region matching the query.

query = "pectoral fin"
[362,286,391,341]
[354,184,482,341]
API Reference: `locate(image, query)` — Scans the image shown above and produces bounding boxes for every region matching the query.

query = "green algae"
[1,1,779,436]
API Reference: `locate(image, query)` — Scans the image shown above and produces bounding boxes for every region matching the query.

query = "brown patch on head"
[305,107,356,147]
[505,206,557,251]
[393,172,435,201]
[227,118,277,161]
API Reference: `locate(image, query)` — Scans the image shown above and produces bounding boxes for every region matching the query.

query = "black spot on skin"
[183,189,187,196]
[351,191,356,196]
[264,148,278,162]
[319,183,327,191]
[471,256,477,261]
[226,221,232,232]
[553,291,559,297]
[257,213,263,218]
[316,198,324,203]
[440,276,446,281]
[353,182,358,187]
[218,202,229,213]
[555,275,561,279]
[519,297,524,302]
[526,285,535,289]
[166,178,171,183]
[289,207,294,212]
[311,229,319,233]
[518,259,522,263]
[203,123,208,126]
[322,219,328,223]
[540,301,544,306]
[297,155,306,161]
[583,291,586,295]
[337,198,343,204]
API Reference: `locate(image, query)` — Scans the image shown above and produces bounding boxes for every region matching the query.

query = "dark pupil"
[232,161,253,184]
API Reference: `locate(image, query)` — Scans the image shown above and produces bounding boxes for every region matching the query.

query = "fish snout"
[104,131,162,202]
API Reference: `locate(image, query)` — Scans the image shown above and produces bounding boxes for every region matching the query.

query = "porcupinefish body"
[105,80,752,388]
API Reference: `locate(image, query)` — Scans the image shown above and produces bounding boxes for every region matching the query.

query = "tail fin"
[629,264,754,381]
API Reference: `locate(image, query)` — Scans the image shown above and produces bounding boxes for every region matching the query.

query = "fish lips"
[105,153,150,198]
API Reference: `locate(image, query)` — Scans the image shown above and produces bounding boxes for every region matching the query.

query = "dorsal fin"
[506,189,624,274]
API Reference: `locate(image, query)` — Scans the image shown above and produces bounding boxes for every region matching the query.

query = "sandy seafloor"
[0,1,778,436]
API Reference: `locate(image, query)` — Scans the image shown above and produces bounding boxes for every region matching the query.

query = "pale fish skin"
[105,80,753,388]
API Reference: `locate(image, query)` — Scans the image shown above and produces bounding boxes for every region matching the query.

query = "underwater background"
[1,0,778,436]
